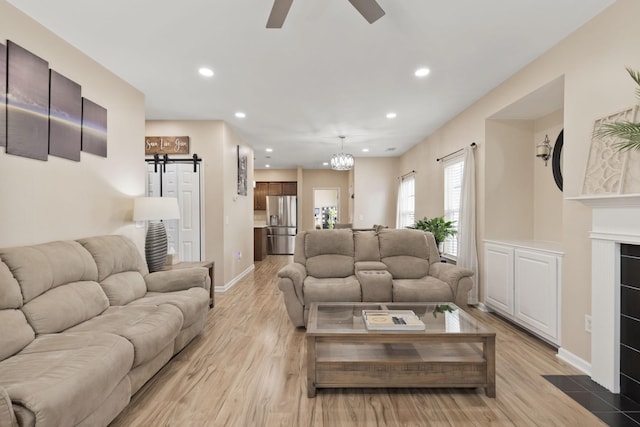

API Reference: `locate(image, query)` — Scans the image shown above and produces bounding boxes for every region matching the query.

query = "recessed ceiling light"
[323,162,329,166]
[386,112,397,119]
[199,67,214,77]
[362,148,369,152]
[235,112,246,118]
[414,68,430,77]
[266,148,273,152]
[265,164,270,168]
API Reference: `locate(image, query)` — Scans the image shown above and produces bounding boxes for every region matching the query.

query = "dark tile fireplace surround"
[621,243,640,403]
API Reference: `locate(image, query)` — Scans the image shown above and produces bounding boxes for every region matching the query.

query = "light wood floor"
[110,256,605,427]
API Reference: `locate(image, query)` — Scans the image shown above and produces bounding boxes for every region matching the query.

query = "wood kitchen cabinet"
[255,182,297,210]
[268,182,283,196]
[254,227,268,261]
[282,182,297,195]
[254,182,268,210]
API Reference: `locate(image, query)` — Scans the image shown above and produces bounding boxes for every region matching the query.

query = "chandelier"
[330,136,354,170]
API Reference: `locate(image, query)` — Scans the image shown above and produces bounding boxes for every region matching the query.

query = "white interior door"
[146,163,202,262]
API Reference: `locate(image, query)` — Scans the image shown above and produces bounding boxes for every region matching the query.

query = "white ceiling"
[7,0,613,169]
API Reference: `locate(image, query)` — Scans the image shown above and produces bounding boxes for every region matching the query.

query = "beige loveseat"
[278,228,473,327]
[0,235,210,427]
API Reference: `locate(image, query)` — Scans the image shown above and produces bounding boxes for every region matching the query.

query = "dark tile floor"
[544,375,640,426]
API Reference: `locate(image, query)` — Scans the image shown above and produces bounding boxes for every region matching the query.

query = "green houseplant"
[407,216,457,252]
[593,67,640,151]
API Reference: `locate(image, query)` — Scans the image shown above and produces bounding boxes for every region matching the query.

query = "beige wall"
[254,169,297,182]
[398,0,640,362]
[0,1,145,250]
[533,109,564,242]
[145,121,254,287]
[353,157,399,228]
[299,170,349,231]
[485,119,535,240]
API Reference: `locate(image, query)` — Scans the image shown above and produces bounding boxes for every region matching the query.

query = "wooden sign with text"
[145,136,190,155]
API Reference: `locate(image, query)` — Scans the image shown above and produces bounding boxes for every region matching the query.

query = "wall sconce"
[536,134,553,166]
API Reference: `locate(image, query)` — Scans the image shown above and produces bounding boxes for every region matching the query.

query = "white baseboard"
[476,303,491,313]
[557,347,592,376]
[214,264,255,293]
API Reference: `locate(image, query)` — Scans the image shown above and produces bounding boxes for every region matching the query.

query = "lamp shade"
[133,197,180,221]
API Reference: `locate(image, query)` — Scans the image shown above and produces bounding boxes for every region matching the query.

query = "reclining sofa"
[278,228,474,327]
[0,235,210,427]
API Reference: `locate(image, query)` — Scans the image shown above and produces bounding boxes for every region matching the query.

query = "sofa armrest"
[429,263,473,306]
[145,267,210,293]
[277,262,306,304]
[0,386,18,427]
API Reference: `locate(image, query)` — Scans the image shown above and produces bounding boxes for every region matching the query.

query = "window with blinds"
[443,157,464,257]
[399,175,415,228]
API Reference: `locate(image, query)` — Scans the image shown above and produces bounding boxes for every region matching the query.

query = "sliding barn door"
[146,163,202,262]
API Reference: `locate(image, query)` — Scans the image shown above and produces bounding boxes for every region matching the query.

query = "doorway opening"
[313,188,340,229]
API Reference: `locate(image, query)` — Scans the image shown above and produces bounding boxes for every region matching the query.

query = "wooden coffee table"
[305,302,496,398]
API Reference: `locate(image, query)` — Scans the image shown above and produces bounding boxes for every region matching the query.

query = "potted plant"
[407,216,457,253]
[593,67,640,151]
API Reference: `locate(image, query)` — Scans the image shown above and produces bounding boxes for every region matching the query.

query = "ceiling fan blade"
[267,0,294,28]
[347,0,385,24]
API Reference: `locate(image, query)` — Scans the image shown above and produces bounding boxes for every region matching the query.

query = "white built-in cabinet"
[484,240,563,345]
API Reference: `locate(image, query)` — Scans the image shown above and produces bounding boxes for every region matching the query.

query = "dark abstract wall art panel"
[0,42,6,147]
[6,41,49,160]
[81,97,107,157]
[49,70,81,161]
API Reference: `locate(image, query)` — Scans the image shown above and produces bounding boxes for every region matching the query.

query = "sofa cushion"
[0,332,133,427]
[379,229,430,259]
[129,287,209,328]
[306,254,354,278]
[0,259,34,362]
[382,256,430,280]
[66,304,183,367]
[0,240,98,303]
[101,271,148,306]
[21,281,109,334]
[304,229,354,258]
[78,235,149,282]
[0,259,22,310]
[354,230,380,262]
[303,276,361,305]
[0,310,35,362]
[392,277,453,302]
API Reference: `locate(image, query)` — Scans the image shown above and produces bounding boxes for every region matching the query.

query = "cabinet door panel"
[514,249,558,340]
[268,182,283,195]
[484,244,514,315]
[282,182,297,195]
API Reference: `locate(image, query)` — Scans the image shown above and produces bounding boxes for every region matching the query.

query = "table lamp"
[133,197,180,272]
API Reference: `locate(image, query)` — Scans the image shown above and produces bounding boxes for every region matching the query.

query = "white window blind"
[444,157,464,257]
[399,175,415,228]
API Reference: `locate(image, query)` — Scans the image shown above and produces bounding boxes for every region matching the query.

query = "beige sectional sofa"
[0,235,210,427]
[278,228,473,327]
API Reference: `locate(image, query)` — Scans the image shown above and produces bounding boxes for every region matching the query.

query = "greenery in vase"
[432,303,455,318]
[407,216,457,245]
[593,67,640,152]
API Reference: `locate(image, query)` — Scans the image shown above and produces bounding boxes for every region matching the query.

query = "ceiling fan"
[267,0,385,28]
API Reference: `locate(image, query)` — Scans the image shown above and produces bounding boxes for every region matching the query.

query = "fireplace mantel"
[567,194,640,208]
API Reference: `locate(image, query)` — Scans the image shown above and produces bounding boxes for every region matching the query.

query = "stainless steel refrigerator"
[266,195,297,255]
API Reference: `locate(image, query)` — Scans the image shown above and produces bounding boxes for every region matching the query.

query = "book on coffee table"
[363,310,425,331]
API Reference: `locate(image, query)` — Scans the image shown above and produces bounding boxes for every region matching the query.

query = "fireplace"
[620,243,640,402]
[575,194,640,395]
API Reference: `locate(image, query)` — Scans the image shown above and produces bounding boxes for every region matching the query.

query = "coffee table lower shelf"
[307,340,495,398]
